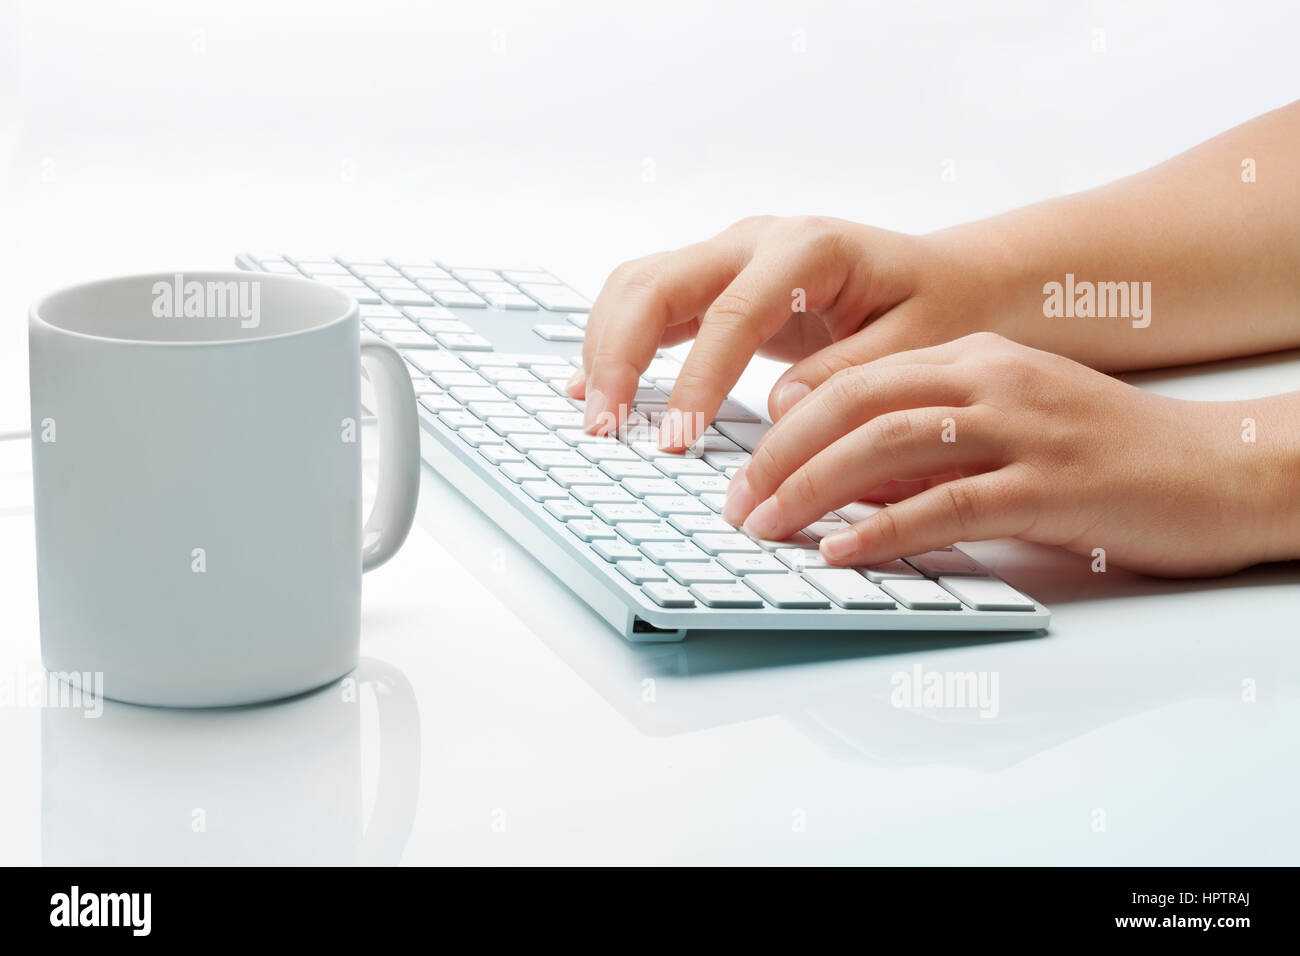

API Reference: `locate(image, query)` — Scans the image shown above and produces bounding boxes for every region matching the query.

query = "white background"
[1,1,1298,866]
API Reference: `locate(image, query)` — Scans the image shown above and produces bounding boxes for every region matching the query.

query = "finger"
[739,408,1004,541]
[725,363,973,525]
[567,317,702,401]
[858,475,960,503]
[767,302,961,420]
[662,244,848,450]
[818,468,1037,566]
[584,240,745,435]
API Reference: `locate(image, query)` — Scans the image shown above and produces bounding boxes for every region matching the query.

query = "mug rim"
[29,270,358,347]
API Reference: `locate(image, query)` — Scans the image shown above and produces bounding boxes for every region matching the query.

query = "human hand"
[570,215,989,449]
[721,332,1285,577]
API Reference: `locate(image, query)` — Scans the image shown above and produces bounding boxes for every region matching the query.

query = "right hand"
[570,215,985,451]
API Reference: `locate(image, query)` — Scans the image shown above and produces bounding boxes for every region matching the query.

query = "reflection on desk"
[42,658,420,866]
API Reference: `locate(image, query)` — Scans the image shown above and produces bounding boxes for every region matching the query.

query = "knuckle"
[746,440,783,492]
[786,466,820,507]
[610,259,663,296]
[870,505,903,549]
[826,366,867,408]
[706,289,754,324]
[870,410,917,452]
[940,480,983,532]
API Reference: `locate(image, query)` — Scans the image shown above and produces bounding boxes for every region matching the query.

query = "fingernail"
[722,471,757,526]
[742,497,781,540]
[584,389,609,433]
[658,408,684,450]
[774,381,811,418]
[821,530,858,563]
[565,369,585,397]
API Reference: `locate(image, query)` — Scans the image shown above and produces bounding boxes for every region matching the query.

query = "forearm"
[929,100,1300,371]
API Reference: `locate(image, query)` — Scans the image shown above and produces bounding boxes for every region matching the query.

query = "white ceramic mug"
[29,271,420,707]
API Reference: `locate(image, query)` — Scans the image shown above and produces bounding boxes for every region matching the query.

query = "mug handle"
[359,336,420,571]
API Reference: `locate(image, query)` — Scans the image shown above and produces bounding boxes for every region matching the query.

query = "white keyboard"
[237,254,1049,641]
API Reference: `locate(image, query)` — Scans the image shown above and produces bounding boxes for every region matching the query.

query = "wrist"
[916,219,1024,336]
[1215,396,1300,566]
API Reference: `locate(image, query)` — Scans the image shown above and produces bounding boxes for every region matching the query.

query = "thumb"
[767,304,919,420]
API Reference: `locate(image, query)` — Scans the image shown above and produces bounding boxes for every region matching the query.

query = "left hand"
[721,332,1272,577]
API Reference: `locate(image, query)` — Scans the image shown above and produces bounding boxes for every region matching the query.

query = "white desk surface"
[1,0,1298,865]
[1,338,1297,865]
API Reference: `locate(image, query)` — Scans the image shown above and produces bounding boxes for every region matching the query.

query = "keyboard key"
[699,493,727,513]
[506,433,567,452]
[527,450,586,469]
[599,460,661,480]
[518,283,591,311]
[457,427,496,447]
[487,417,547,436]
[443,386,498,405]
[937,576,1036,611]
[503,269,557,284]
[803,569,896,609]
[533,323,585,342]
[654,458,716,477]
[906,550,986,577]
[593,502,658,523]
[436,332,493,351]
[861,560,923,582]
[467,401,523,420]
[801,519,849,541]
[381,329,439,348]
[744,574,831,609]
[774,547,829,571]
[579,443,640,463]
[616,560,669,584]
[544,500,591,522]
[713,399,761,422]
[478,366,536,382]
[550,467,611,488]
[433,290,487,308]
[519,395,574,414]
[717,553,786,575]
[641,581,696,608]
[879,578,963,610]
[405,351,468,373]
[623,478,680,498]
[521,480,569,502]
[569,519,618,542]
[640,540,709,564]
[431,371,486,388]
[667,514,733,535]
[531,364,572,380]
[502,461,547,483]
[592,539,641,562]
[572,486,635,505]
[693,533,761,555]
[418,394,459,413]
[437,410,479,429]
[478,444,525,466]
[403,305,457,321]
[677,474,729,494]
[713,420,770,451]
[644,496,709,516]
[616,522,681,544]
[702,450,750,470]
[499,379,555,398]
[665,562,735,585]
[538,411,586,430]
[689,583,764,609]
[485,291,537,310]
